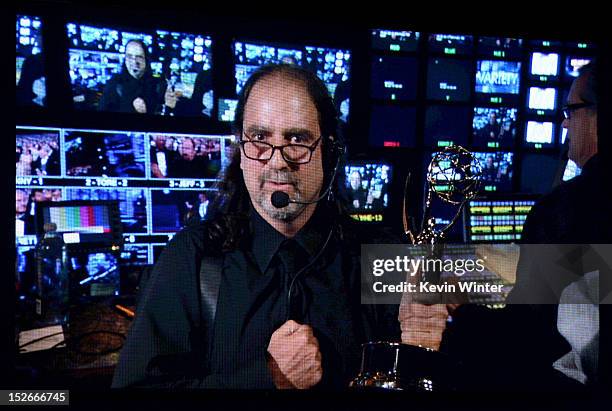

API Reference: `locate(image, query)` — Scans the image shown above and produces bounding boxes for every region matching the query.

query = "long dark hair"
[206,64,347,252]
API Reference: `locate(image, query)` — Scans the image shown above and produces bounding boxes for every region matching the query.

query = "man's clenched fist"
[267,320,322,389]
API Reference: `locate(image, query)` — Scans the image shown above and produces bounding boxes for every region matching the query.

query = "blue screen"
[475,60,521,95]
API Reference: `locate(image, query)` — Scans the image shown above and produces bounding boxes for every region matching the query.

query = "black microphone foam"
[271,191,290,208]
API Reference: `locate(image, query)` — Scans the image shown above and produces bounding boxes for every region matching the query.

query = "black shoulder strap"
[198,255,223,361]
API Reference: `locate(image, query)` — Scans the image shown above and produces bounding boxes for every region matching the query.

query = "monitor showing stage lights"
[526,86,558,115]
[524,120,555,148]
[475,60,521,104]
[466,196,538,242]
[371,55,418,101]
[233,40,351,123]
[343,162,392,223]
[528,52,560,82]
[472,107,517,149]
[66,22,213,117]
[16,15,46,108]
[426,58,472,102]
[371,29,420,52]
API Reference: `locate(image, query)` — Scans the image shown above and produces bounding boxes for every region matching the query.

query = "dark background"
[7,1,611,407]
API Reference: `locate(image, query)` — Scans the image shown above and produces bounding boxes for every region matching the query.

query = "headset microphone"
[271,191,291,208]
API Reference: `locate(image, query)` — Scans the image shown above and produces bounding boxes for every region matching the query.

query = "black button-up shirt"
[112,204,400,389]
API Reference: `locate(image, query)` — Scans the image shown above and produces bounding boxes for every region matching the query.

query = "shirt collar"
[250,203,330,274]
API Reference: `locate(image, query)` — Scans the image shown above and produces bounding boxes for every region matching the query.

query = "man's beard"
[257,169,306,222]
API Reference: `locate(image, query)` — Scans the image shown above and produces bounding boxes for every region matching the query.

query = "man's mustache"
[259,170,298,188]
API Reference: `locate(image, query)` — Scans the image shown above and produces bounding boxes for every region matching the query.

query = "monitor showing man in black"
[98,39,167,114]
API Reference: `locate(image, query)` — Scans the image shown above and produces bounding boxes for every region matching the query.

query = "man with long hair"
[98,39,166,114]
[112,64,402,389]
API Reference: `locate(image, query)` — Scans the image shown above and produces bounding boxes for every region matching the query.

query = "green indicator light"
[390,44,400,51]
[535,144,542,149]
[491,97,502,103]
[540,76,548,81]
[391,95,396,100]
[578,43,587,49]
[543,41,550,46]
[444,48,456,55]
[487,142,499,148]
[446,95,451,101]
[493,50,505,58]
[438,140,452,147]
[537,110,544,115]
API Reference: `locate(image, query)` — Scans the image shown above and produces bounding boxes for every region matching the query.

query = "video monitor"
[16,125,235,279]
[369,105,416,148]
[371,29,420,52]
[528,52,560,82]
[36,200,123,249]
[149,134,225,179]
[424,105,470,148]
[343,162,392,223]
[151,189,216,232]
[426,58,472,102]
[526,86,558,115]
[472,107,517,149]
[473,151,514,192]
[218,98,238,122]
[466,196,538,242]
[475,60,521,104]
[370,55,418,101]
[64,129,146,178]
[16,15,46,108]
[564,56,592,82]
[562,159,582,181]
[524,120,555,148]
[66,22,213,117]
[520,153,559,193]
[428,33,474,56]
[70,251,120,297]
[233,40,351,122]
[64,188,148,233]
[16,128,61,177]
[16,187,64,237]
[477,37,523,59]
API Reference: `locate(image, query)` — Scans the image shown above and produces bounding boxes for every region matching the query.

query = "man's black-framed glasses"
[562,102,595,120]
[240,133,322,164]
